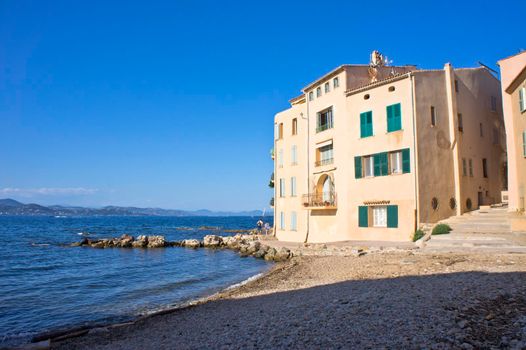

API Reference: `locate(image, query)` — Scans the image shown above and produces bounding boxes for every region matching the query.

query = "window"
[519,87,526,112]
[462,158,467,176]
[523,131,526,157]
[291,145,297,165]
[469,159,473,177]
[290,177,297,197]
[373,206,387,227]
[278,149,283,168]
[333,77,339,88]
[360,111,373,138]
[290,212,297,231]
[373,152,389,176]
[309,91,314,101]
[278,123,283,139]
[493,128,499,145]
[316,107,333,133]
[292,118,298,135]
[482,158,488,178]
[455,80,459,93]
[364,94,370,100]
[390,151,403,174]
[388,86,395,92]
[364,156,374,177]
[324,82,330,93]
[458,113,463,132]
[280,212,285,230]
[359,205,398,228]
[386,103,402,132]
[316,144,333,167]
[491,96,497,112]
[279,178,285,197]
[480,123,484,137]
[316,87,322,97]
[430,106,436,126]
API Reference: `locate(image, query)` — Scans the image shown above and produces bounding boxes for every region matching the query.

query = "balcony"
[302,192,337,209]
[315,158,334,167]
[316,123,332,133]
[270,148,274,160]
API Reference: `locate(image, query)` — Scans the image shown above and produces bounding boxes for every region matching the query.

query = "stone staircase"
[424,206,526,253]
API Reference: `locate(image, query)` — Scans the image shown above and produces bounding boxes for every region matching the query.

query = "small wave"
[224,272,266,291]
[31,243,50,247]
[77,232,90,236]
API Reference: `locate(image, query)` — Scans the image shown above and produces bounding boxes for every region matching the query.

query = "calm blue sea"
[0,216,273,346]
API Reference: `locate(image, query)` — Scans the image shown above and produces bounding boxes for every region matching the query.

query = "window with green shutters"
[354,156,362,179]
[358,206,368,227]
[360,111,373,138]
[373,152,388,176]
[387,103,402,132]
[387,205,398,228]
[523,131,526,157]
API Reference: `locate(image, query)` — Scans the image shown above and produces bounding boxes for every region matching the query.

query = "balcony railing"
[315,158,334,167]
[302,192,337,209]
[316,123,332,133]
[270,148,274,160]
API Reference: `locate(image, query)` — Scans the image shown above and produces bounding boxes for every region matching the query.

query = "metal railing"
[302,192,337,208]
[316,123,332,133]
[315,158,334,167]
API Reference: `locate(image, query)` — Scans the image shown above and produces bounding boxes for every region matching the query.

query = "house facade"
[273,53,506,243]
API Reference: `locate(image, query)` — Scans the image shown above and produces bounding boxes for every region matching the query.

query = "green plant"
[412,229,425,242]
[432,223,452,235]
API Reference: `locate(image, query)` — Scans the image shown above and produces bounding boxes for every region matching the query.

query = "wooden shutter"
[360,112,366,138]
[358,206,368,227]
[373,154,381,176]
[394,103,401,131]
[367,111,373,136]
[402,148,410,173]
[354,156,362,179]
[386,105,393,132]
[387,205,398,228]
[380,152,388,175]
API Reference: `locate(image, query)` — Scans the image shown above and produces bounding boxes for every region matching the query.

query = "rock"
[264,248,277,261]
[132,235,148,248]
[246,241,261,254]
[457,320,468,329]
[118,234,134,248]
[147,236,166,248]
[182,239,201,248]
[254,249,267,259]
[91,240,106,248]
[274,247,291,261]
[203,235,223,248]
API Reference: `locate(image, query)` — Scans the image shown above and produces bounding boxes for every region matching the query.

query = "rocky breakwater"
[72,234,292,262]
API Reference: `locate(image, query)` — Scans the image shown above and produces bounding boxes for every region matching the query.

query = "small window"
[388,86,395,92]
[363,156,374,177]
[482,158,488,178]
[462,158,467,176]
[316,107,333,133]
[390,151,403,174]
[316,144,334,167]
[292,118,298,135]
[387,103,402,132]
[316,87,322,97]
[360,111,373,138]
[280,212,285,230]
[372,206,387,227]
[480,123,484,137]
[324,82,330,93]
[278,123,284,139]
[290,212,297,231]
[278,149,283,168]
[491,96,497,112]
[308,91,314,101]
[449,198,456,209]
[454,80,459,93]
[466,198,472,210]
[333,77,339,88]
[431,197,439,210]
[523,131,526,157]
[290,177,297,197]
[468,159,473,177]
[493,128,499,145]
[291,145,297,165]
[430,106,436,126]
[519,87,526,112]
[364,94,370,100]
[279,178,285,198]
[458,113,463,132]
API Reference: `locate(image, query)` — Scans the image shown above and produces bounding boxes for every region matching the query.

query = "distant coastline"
[0,198,273,217]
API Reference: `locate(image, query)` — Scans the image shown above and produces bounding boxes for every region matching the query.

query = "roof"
[345,72,411,96]
[301,65,350,92]
[505,64,526,93]
[288,94,306,104]
[497,49,526,64]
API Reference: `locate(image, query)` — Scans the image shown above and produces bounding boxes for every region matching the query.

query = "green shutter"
[367,111,373,136]
[380,152,388,176]
[387,103,402,132]
[402,148,410,173]
[523,132,526,157]
[387,205,398,228]
[354,156,362,179]
[358,206,368,227]
[373,154,381,176]
[360,112,366,138]
[360,111,373,138]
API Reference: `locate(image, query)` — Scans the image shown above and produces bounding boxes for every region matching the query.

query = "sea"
[0,216,273,347]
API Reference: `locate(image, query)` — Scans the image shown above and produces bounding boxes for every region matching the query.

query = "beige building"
[498,51,526,214]
[273,53,506,242]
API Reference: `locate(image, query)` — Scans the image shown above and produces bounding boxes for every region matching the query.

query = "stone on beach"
[182,239,201,249]
[132,235,148,248]
[147,236,167,248]
[203,235,223,248]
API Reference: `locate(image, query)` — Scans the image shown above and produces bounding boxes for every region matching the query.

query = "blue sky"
[0,0,524,211]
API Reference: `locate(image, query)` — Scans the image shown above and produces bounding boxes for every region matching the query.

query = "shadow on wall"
[54,271,526,349]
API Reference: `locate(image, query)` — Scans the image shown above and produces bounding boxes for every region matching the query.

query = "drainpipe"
[409,73,420,232]
[303,95,311,243]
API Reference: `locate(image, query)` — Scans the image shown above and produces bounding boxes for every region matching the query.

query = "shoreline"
[49,250,526,350]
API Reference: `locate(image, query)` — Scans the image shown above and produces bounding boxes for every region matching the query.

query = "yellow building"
[273,52,506,243]
[498,51,526,214]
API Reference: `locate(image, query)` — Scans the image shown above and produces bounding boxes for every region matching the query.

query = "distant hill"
[0,198,273,217]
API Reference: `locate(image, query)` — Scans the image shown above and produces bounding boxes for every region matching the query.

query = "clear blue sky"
[0,0,524,211]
